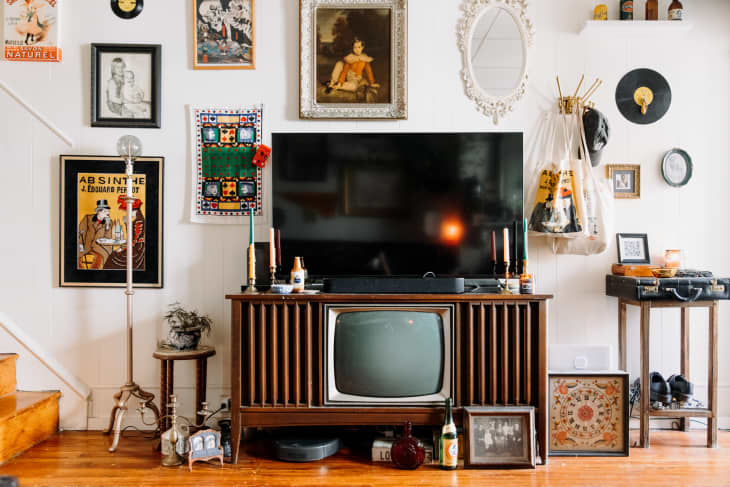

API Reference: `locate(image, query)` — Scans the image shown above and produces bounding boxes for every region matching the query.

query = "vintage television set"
[324,304,453,405]
[227,132,551,465]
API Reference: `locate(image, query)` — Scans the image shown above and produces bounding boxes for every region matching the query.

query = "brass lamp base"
[103,381,160,453]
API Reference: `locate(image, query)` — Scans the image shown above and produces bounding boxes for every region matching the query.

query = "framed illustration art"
[606,164,640,199]
[60,155,163,287]
[549,372,629,456]
[4,0,62,62]
[616,233,650,264]
[193,0,255,69]
[463,407,536,468]
[299,0,407,119]
[91,43,161,128]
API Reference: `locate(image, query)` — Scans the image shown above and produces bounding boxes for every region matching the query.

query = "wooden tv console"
[226,293,552,464]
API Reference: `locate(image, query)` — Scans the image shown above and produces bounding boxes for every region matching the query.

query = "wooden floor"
[1,430,728,486]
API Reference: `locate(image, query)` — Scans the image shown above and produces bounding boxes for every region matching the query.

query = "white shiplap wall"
[0,0,728,429]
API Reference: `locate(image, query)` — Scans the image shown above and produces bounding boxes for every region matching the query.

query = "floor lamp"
[104,135,160,452]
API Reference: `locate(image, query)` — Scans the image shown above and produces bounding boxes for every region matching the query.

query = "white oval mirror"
[459,1,533,124]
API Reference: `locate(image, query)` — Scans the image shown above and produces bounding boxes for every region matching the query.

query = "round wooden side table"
[153,345,216,432]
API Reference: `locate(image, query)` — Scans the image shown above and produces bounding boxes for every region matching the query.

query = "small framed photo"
[193,0,255,69]
[616,233,650,264]
[606,164,640,199]
[463,406,536,468]
[299,0,407,119]
[91,43,161,128]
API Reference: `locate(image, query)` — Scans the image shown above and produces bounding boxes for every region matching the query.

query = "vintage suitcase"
[606,274,730,302]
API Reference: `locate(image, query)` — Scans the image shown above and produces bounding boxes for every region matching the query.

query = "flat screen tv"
[272,132,523,279]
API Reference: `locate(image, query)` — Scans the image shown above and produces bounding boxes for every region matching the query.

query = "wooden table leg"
[166,361,174,431]
[195,357,208,426]
[159,359,168,433]
[537,300,548,464]
[231,300,243,464]
[640,302,651,448]
[680,307,691,432]
[618,299,628,371]
[708,301,718,448]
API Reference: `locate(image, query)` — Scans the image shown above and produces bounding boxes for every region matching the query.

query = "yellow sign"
[118,0,137,12]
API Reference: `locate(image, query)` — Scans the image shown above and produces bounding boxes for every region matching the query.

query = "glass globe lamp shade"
[116,135,143,158]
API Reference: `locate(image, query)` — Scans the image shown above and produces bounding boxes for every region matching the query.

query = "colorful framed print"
[549,372,629,456]
[189,106,263,224]
[193,0,255,69]
[463,406,536,468]
[4,0,62,62]
[90,43,161,128]
[616,233,650,264]
[60,155,163,287]
[299,0,407,119]
[606,164,640,199]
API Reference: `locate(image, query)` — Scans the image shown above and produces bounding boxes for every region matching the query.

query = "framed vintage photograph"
[91,43,161,128]
[616,233,650,264]
[549,372,629,457]
[60,155,163,287]
[606,164,640,199]
[299,0,407,119]
[463,406,536,468]
[193,0,255,69]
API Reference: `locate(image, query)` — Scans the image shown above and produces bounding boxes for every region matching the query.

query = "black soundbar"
[323,277,464,294]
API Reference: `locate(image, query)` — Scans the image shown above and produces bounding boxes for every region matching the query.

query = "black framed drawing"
[616,233,650,264]
[60,155,164,287]
[91,43,161,128]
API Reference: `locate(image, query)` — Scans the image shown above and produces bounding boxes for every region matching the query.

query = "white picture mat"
[99,52,152,119]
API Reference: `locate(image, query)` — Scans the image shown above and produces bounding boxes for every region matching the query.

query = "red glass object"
[252,144,271,168]
[390,421,425,470]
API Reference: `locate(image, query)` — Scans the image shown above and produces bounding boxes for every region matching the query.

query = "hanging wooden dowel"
[580,79,600,100]
[583,79,603,102]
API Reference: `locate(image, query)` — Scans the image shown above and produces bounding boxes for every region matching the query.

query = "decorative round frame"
[661,148,693,187]
[458,0,534,124]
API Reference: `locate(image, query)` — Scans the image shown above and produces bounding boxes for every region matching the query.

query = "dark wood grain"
[231,299,242,463]
[640,302,651,448]
[478,304,486,405]
[708,302,718,448]
[490,303,497,405]
[680,307,690,431]
[618,299,628,371]
[467,303,474,405]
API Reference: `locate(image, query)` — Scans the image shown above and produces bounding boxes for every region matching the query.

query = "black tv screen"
[272,132,523,278]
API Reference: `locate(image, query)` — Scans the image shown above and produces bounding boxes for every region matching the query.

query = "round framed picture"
[661,148,692,187]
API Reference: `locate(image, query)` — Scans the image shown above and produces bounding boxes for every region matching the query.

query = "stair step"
[0,355,18,397]
[0,391,60,465]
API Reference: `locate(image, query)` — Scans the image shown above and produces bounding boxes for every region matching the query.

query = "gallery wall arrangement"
[0,0,728,481]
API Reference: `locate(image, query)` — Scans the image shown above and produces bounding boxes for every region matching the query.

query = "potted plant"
[160,302,212,351]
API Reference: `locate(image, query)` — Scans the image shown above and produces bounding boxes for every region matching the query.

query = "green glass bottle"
[620,0,633,20]
[439,398,458,470]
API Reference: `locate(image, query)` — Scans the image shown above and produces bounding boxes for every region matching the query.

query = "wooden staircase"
[0,354,60,464]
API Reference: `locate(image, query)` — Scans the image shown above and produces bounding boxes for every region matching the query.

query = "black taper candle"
[512,221,518,275]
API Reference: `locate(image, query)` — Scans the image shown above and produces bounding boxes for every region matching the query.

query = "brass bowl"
[651,267,677,278]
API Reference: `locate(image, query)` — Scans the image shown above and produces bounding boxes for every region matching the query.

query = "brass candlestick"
[500,264,514,294]
[269,265,277,287]
[161,395,183,467]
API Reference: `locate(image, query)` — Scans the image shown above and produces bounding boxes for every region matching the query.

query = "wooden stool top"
[153,345,216,361]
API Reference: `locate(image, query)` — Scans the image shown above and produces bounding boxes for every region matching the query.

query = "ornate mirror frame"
[458,0,534,124]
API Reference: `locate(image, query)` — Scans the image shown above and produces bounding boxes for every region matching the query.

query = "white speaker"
[548,344,614,372]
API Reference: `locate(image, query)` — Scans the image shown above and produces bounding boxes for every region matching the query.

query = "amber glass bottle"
[645,0,658,20]
[668,0,683,20]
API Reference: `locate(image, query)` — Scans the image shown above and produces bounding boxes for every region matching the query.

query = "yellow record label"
[118,0,137,13]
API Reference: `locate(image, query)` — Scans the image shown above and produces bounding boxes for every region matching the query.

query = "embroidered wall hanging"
[190,105,263,224]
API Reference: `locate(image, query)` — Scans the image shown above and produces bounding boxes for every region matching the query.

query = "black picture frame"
[60,155,164,287]
[463,406,536,468]
[616,233,650,264]
[91,43,161,128]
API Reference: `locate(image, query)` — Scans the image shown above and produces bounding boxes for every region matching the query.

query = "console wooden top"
[226,293,553,302]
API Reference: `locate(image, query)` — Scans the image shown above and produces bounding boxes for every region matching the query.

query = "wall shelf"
[581,20,694,37]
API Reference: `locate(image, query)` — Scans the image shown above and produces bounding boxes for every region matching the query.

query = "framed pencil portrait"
[193,0,255,69]
[299,0,407,119]
[60,156,163,287]
[91,43,162,128]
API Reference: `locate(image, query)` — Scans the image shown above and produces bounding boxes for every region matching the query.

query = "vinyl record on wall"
[111,0,144,19]
[615,68,671,125]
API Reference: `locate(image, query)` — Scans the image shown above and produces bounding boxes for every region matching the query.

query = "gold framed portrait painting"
[299,0,407,119]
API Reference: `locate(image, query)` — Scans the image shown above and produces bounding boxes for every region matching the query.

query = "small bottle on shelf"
[668,0,683,20]
[619,0,633,20]
[290,257,305,292]
[645,0,658,20]
[439,398,458,470]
